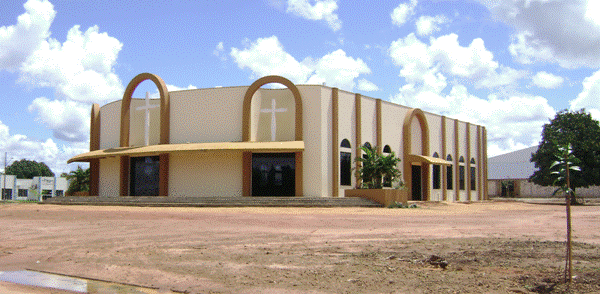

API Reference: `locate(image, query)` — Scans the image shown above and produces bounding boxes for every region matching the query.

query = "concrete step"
[42,196,382,207]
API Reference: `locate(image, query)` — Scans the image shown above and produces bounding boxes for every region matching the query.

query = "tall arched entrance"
[403,108,430,201]
[241,76,303,197]
[119,73,170,196]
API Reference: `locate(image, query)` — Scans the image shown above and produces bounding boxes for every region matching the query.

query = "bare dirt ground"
[0,201,599,294]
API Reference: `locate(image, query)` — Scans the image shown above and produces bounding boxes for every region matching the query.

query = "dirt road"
[0,201,599,293]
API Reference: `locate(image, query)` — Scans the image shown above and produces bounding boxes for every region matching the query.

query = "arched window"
[470,157,476,190]
[340,139,352,186]
[446,155,453,190]
[362,142,372,159]
[432,152,441,190]
[459,156,465,190]
[383,145,392,153]
[341,139,351,148]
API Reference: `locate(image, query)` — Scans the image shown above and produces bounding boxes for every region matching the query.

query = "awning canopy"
[407,154,452,166]
[68,141,304,163]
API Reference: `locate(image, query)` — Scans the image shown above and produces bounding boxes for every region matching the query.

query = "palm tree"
[355,146,402,189]
[65,166,90,195]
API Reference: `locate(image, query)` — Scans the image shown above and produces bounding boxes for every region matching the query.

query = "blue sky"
[1,0,600,175]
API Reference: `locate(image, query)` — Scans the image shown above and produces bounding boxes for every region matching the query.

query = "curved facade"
[72,73,488,201]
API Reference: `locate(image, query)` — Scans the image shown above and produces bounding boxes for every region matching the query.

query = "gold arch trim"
[119,73,170,196]
[120,73,170,147]
[402,108,430,201]
[242,75,303,142]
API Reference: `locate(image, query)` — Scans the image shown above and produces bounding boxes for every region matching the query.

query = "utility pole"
[2,152,6,200]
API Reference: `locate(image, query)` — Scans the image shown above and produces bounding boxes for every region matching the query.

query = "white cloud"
[482,0,600,68]
[391,0,418,27]
[213,41,226,61]
[19,24,124,103]
[392,83,555,156]
[389,33,525,89]
[570,69,600,120]
[230,36,372,91]
[287,0,342,31]
[531,71,564,89]
[415,15,449,36]
[0,120,88,175]
[231,36,314,83]
[27,97,90,142]
[0,0,55,71]
[357,79,379,92]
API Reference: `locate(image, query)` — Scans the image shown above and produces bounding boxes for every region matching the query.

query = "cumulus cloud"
[391,0,418,27]
[213,41,226,61]
[481,0,600,68]
[287,0,342,31]
[357,79,379,92]
[27,98,90,142]
[0,0,55,71]
[230,36,372,91]
[531,71,564,89]
[389,33,526,89]
[415,15,449,36]
[19,24,124,103]
[0,120,88,175]
[570,69,600,120]
[392,83,555,156]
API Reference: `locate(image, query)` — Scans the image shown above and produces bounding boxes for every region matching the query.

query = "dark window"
[1,189,12,200]
[130,156,160,196]
[446,155,453,190]
[56,190,64,197]
[433,165,441,189]
[446,166,453,190]
[459,156,465,163]
[470,158,476,164]
[340,139,351,148]
[459,166,465,190]
[383,145,392,153]
[340,152,352,186]
[470,167,476,190]
[433,152,439,158]
[18,189,28,197]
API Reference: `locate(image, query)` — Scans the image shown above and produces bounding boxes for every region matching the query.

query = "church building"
[68,73,488,201]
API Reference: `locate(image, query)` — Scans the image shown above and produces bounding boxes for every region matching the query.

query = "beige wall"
[361,97,377,147]
[337,89,357,194]
[99,101,122,150]
[170,87,247,144]
[297,85,325,197]
[99,157,120,197]
[169,152,242,197]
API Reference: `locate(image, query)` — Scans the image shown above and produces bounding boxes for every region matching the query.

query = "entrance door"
[412,165,422,201]
[130,156,160,196]
[252,153,295,196]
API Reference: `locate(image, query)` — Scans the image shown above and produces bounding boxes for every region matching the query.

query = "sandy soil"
[0,201,599,293]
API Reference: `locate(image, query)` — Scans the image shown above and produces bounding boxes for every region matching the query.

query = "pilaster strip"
[295,152,303,197]
[483,127,489,200]
[466,122,471,201]
[332,88,339,197]
[89,104,100,196]
[477,125,482,201]
[441,116,447,201]
[376,99,382,155]
[242,152,252,196]
[355,93,362,187]
[454,119,459,201]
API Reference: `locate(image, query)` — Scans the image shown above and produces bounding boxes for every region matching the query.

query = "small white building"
[488,146,600,198]
[0,174,67,201]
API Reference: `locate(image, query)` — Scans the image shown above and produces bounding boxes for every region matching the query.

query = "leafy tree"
[530,109,600,204]
[5,159,54,179]
[65,166,90,195]
[354,146,402,189]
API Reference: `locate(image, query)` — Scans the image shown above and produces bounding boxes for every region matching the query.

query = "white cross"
[260,99,287,141]
[135,92,159,146]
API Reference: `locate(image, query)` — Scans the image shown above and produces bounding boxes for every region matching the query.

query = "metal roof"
[488,146,538,180]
